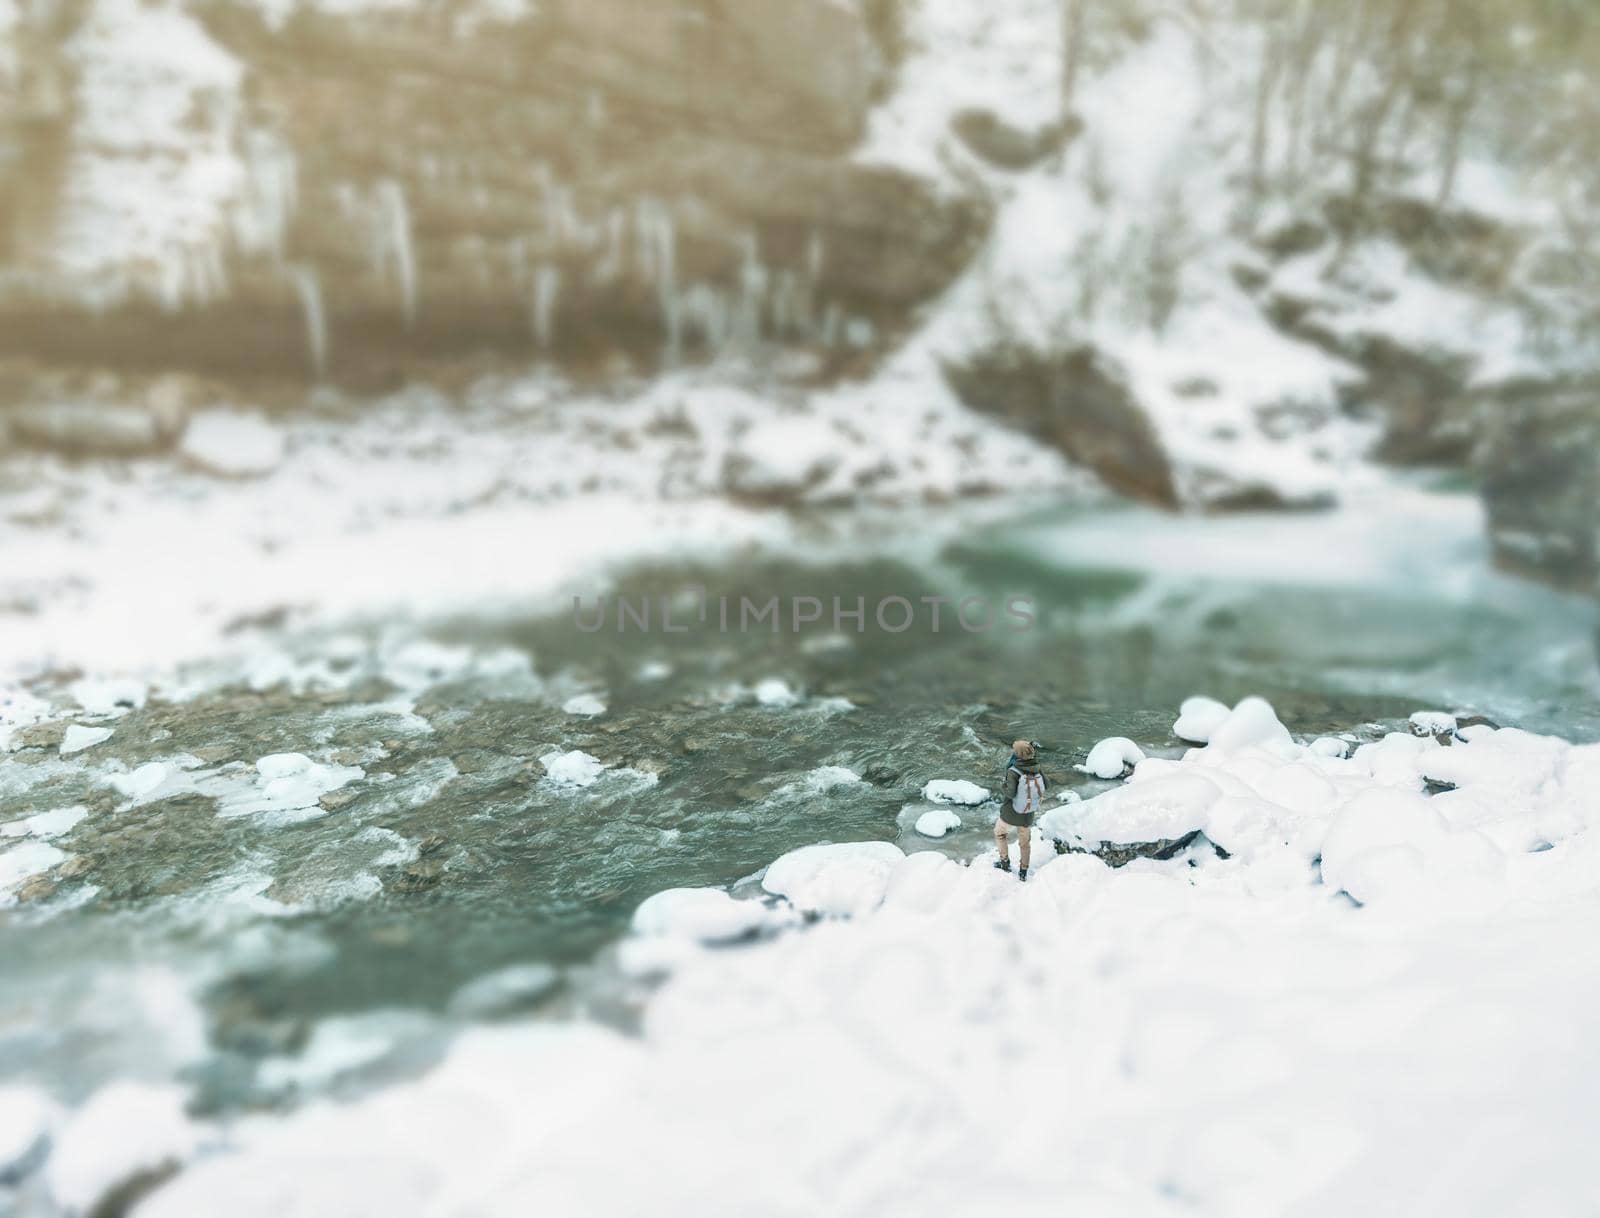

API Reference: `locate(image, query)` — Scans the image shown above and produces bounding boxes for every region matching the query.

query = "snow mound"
[45,1082,200,1215]
[60,724,114,756]
[920,779,989,805]
[754,678,802,708]
[1173,696,1231,743]
[1079,736,1146,779]
[761,842,906,918]
[561,693,607,717]
[214,753,363,822]
[69,676,147,717]
[0,841,67,904]
[540,750,606,788]
[179,413,286,478]
[0,1085,55,1180]
[631,888,770,944]
[1044,773,1222,847]
[1206,696,1293,752]
[1409,710,1458,738]
[913,808,962,838]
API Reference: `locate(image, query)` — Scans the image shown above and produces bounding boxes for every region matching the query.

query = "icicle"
[593,207,626,285]
[235,129,298,260]
[531,263,561,349]
[375,178,418,328]
[807,231,825,279]
[285,263,328,379]
[733,231,767,347]
[820,302,842,348]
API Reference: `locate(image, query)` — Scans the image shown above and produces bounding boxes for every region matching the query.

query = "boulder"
[1477,382,1599,594]
[950,109,1077,171]
[0,0,985,386]
[942,344,1179,508]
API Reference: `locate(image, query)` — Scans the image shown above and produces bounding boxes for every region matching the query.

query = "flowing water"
[2,490,1596,1113]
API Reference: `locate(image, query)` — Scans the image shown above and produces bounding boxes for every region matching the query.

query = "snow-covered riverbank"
[6,694,1598,1217]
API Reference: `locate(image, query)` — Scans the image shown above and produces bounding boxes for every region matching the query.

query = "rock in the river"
[1478,383,1599,595]
[942,344,1179,508]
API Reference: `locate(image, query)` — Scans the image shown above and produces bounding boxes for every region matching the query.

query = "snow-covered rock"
[913,808,962,838]
[1079,736,1146,779]
[45,1082,200,1215]
[179,412,286,478]
[1409,710,1458,739]
[561,693,606,717]
[920,779,989,805]
[754,678,802,708]
[1205,697,1293,752]
[1044,773,1221,848]
[1173,696,1231,743]
[214,753,363,821]
[0,841,67,904]
[761,842,906,918]
[631,888,770,944]
[539,750,606,788]
[1309,736,1349,758]
[59,724,113,756]
[68,676,147,717]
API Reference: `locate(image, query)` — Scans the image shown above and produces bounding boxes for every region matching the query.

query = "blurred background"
[1,0,1598,1210]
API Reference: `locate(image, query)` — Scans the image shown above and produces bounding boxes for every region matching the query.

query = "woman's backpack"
[1011,768,1046,815]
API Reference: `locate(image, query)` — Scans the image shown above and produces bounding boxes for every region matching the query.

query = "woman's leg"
[993,819,1009,860]
[1018,824,1032,871]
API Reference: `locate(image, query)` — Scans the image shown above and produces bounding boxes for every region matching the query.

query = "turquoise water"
[1,494,1595,1107]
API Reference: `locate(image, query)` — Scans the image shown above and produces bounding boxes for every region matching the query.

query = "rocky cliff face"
[0,0,985,387]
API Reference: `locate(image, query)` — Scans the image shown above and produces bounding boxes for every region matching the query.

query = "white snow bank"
[118,693,1600,1218]
[1079,736,1146,779]
[46,1082,200,1214]
[920,779,989,805]
[1044,773,1221,847]
[631,888,771,944]
[913,808,962,838]
[179,413,286,478]
[761,842,906,918]
[60,724,114,756]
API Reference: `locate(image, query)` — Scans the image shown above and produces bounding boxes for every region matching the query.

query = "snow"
[1079,736,1145,779]
[1044,773,1219,847]
[539,750,606,788]
[212,753,363,822]
[0,1085,55,1180]
[88,697,1600,1218]
[630,888,770,944]
[913,808,962,838]
[760,841,906,918]
[1206,696,1293,752]
[920,779,990,805]
[1,806,89,840]
[179,412,286,478]
[0,840,67,903]
[560,693,606,717]
[1173,695,1231,744]
[754,678,801,708]
[69,677,147,717]
[1410,710,1458,738]
[59,724,113,756]
[45,1082,200,1215]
